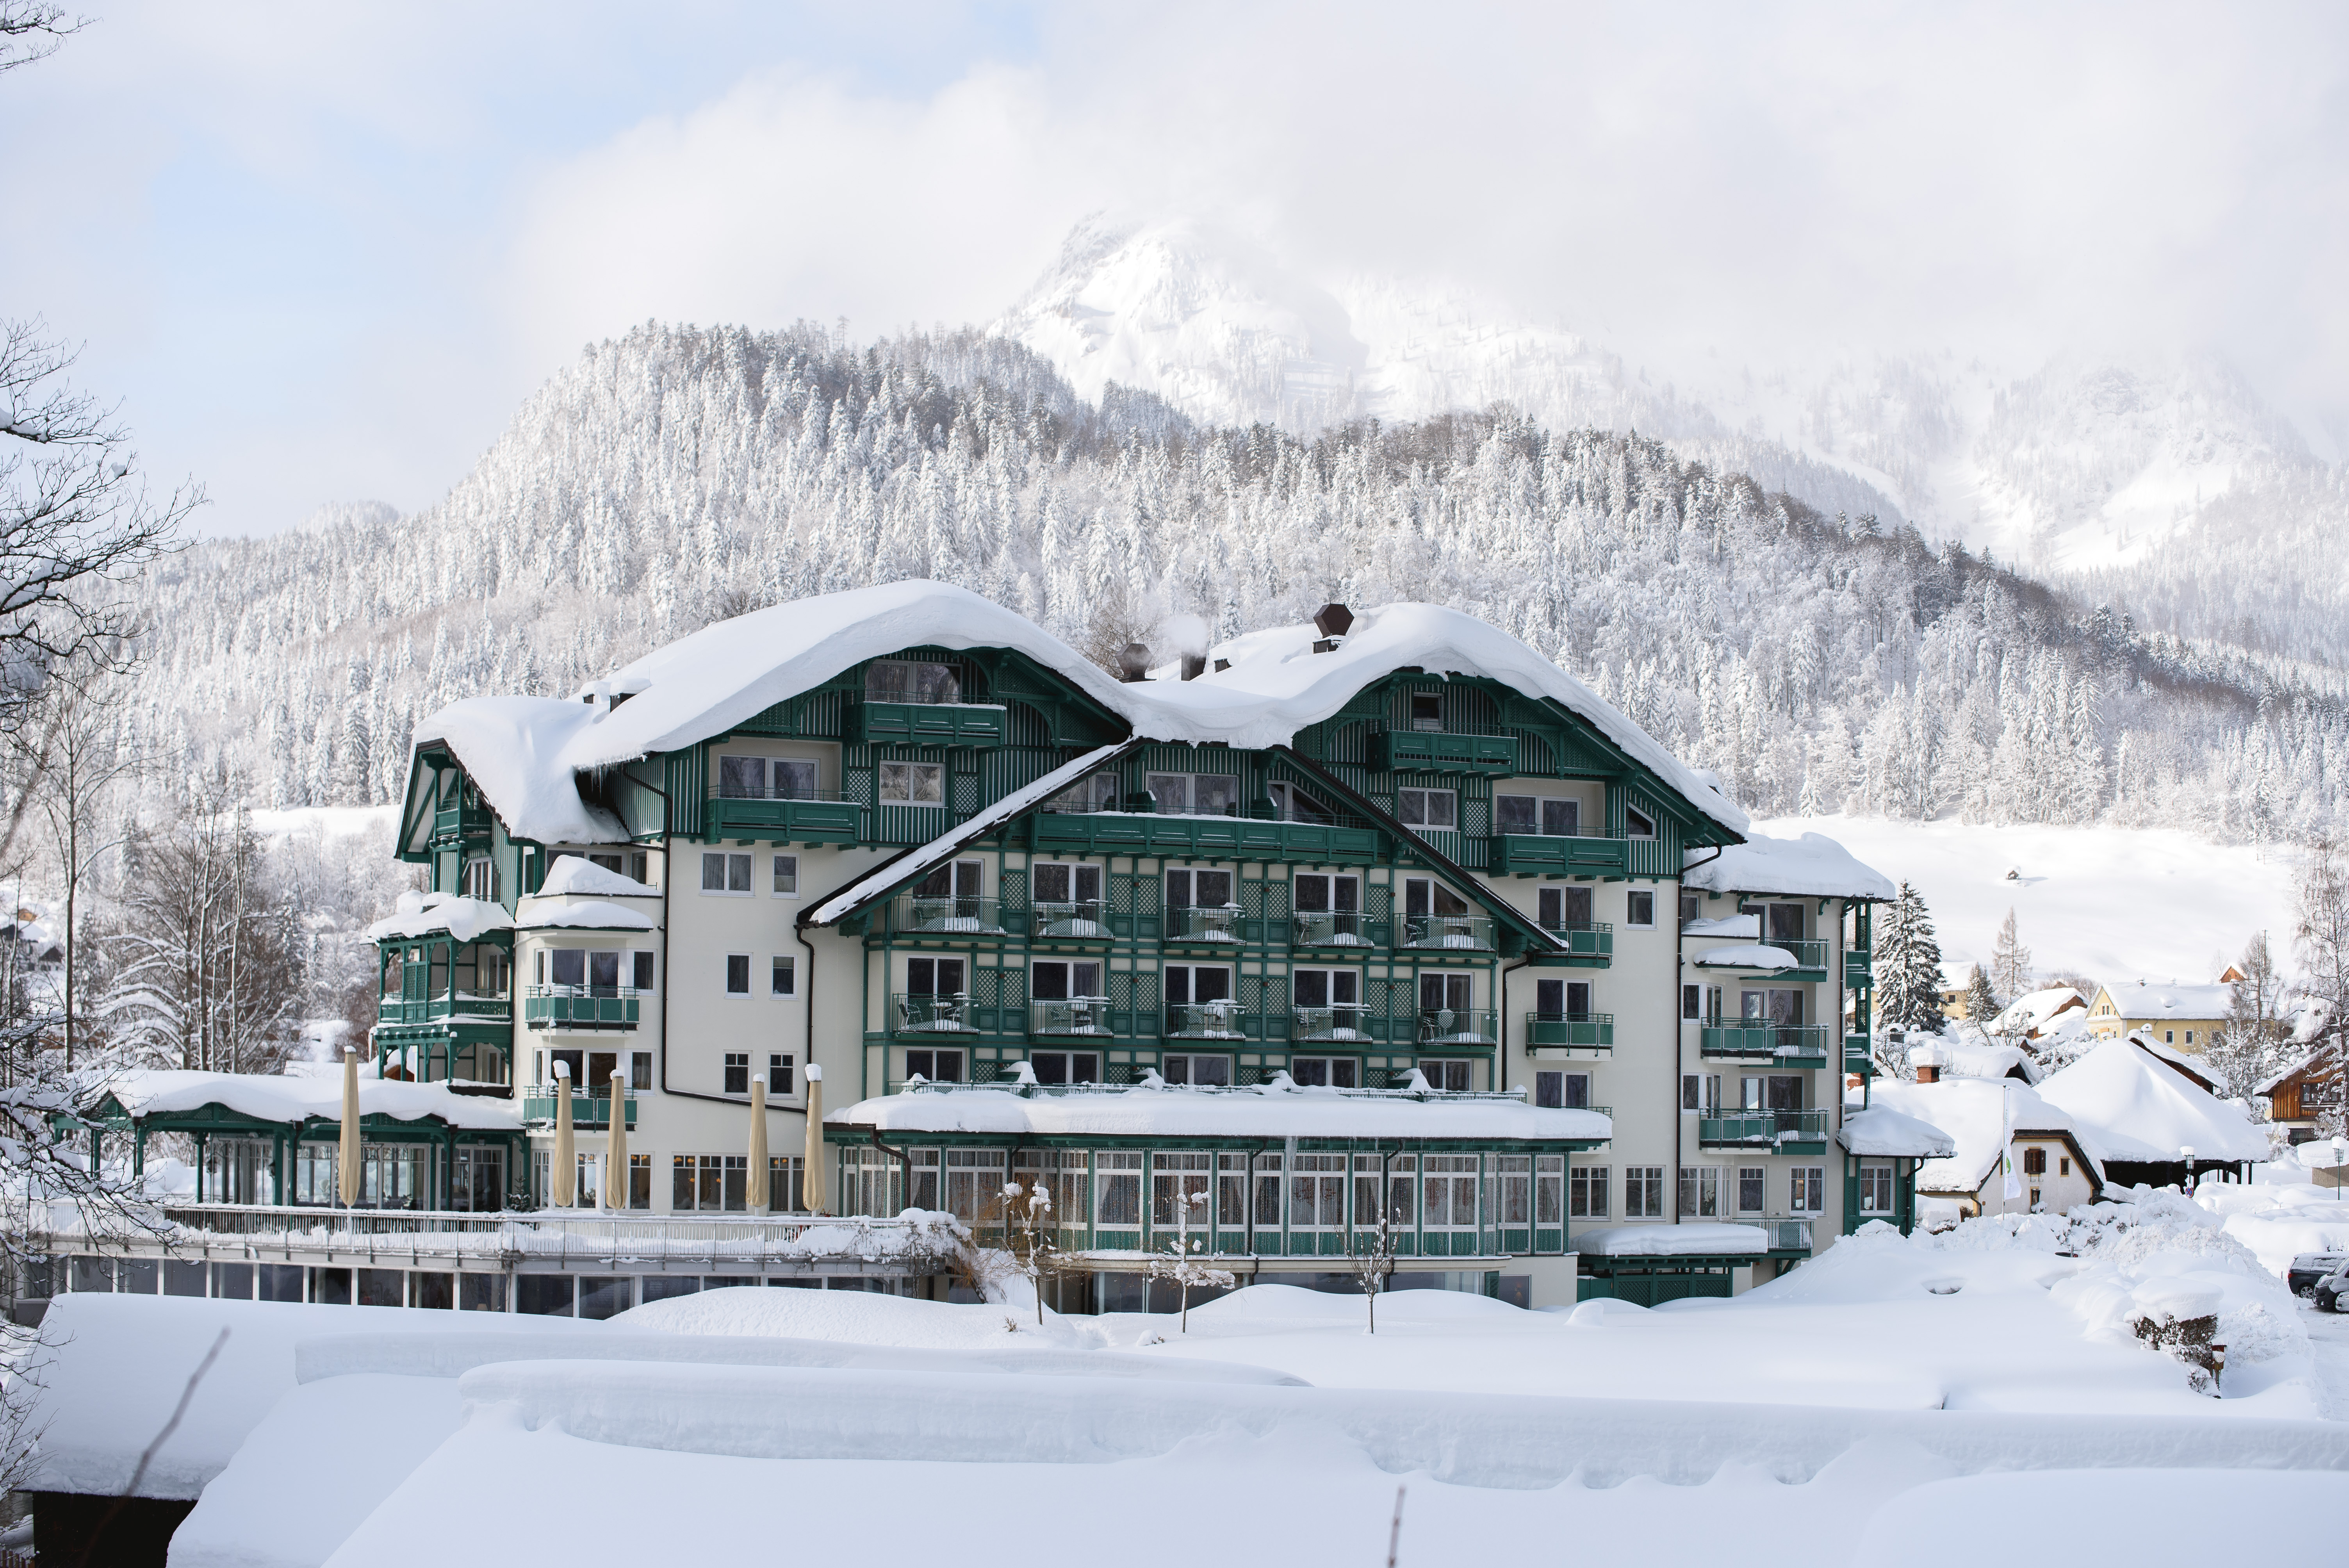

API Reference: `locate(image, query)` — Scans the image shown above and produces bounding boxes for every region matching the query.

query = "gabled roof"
[2036,1036,2269,1164]
[1870,1077,2103,1195]
[2092,980,2234,1019]
[1681,832,1894,901]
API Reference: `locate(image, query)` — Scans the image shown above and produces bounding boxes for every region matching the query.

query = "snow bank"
[2037,1037,2269,1164]
[97,1067,522,1131]
[23,1295,594,1498]
[1937,1041,2040,1083]
[2196,1180,2349,1276]
[1681,831,1895,901]
[827,1080,1609,1142]
[1849,1469,2349,1566]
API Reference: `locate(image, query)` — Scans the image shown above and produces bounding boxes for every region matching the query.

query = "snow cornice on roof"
[1680,832,1895,902]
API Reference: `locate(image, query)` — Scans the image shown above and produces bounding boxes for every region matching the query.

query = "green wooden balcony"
[520,1091,638,1129]
[1291,911,1390,950]
[1537,920,1613,966]
[378,994,511,1026]
[1492,833,1631,879]
[523,989,640,1030]
[1163,905,1248,949]
[886,894,1012,940]
[1845,1035,1876,1075]
[1418,1008,1499,1047]
[847,698,1007,747]
[1029,999,1117,1039]
[430,802,492,850]
[1698,1020,1830,1065]
[1527,1011,1613,1049]
[1400,914,1495,952]
[1025,809,1382,863]
[1844,950,1873,990]
[1697,1108,1831,1150]
[706,792,862,844]
[1368,729,1519,775]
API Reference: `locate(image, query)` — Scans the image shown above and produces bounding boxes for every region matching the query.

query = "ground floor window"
[1738,1166,1766,1213]
[453,1146,506,1212]
[201,1139,274,1205]
[1570,1164,1609,1219]
[1490,1155,1531,1227]
[1419,1058,1472,1092]
[1859,1161,1895,1215]
[1789,1166,1825,1213]
[1624,1166,1665,1219]
[1013,1149,1090,1243]
[674,1153,749,1211]
[1422,1154,1479,1231]
[1031,1051,1100,1085]
[1288,1153,1347,1233]
[1679,1165,1722,1219]
[1290,1056,1356,1087]
[1152,1151,1213,1233]
[1537,1156,1563,1225]
[944,1149,1004,1228]
[1161,1053,1230,1086]
[1095,1151,1142,1228]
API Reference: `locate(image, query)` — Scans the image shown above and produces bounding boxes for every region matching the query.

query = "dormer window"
[866,660,961,704]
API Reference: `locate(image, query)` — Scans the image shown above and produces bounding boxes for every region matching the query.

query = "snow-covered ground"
[247,803,399,845]
[1760,814,2298,984]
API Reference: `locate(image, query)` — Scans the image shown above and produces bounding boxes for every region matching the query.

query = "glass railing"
[1417,1008,1500,1045]
[522,987,640,1029]
[1401,914,1495,951]
[1292,1004,1377,1042]
[1526,1011,1613,1048]
[1166,1003,1247,1039]
[1538,920,1613,960]
[1700,1020,1832,1061]
[1029,901,1111,939]
[1730,1217,1815,1252]
[891,894,1009,935]
[1292,911,1381,948]
[1697,1108,1832,1146]
[1029,998,1114,1036]
[519,1091,638,1126]
[893,994,977,1033]
[1164,905,1245,944]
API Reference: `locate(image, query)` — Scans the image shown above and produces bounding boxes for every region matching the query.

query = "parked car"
[2319,1268,2349,1314]
[2288,1252,2345,1297]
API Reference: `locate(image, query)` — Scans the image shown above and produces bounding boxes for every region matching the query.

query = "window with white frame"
[1535,1069,1591,1109]
[1537,884,1593,930]
[1418,1058,1472,1092]
[461,856,498,900]
[1046,770,1121,814]
[1569,1164,1609,1218]
[770,957,795,997]
[904,1047,961,1083]
[701,852,752,894]
[905,957,965,996]
[1409,692,1444,731]
[1164,964,1233,1018]
[1396,787,1457,830]
[1403,877,1470,919]
[771,854,798,896]
[1625,889,1656,928]
[1290,1056,1359,1088]
[1737,1166,1767,1213]
[1160,1053,1230,1086]
[723,1054,749,1094]
[1030,1050,1099,1085]
[1291,967,1362,1033]
[1030,861,1100,914]
[1625,804,1657,838]
[1678,1165,1722,1219]
[1859,1161,1894,1214]
[1624,1165,1665,1219]
[1094,1152,1142,1228]
[1145,773,1238,816]
[631,951,655,993]
[878,761,945,806]
[717,755,820,800]
[1164,867,1234,912]
[1421,1155,1479,1229]
[1267,780,1337,823]
[1789,1166,1826,1213]
[865,659,961,704]
[1681,1072,1720,1112]
[724,955,750,996]
[767,1052,795,1095]
[1495,794,1582,836]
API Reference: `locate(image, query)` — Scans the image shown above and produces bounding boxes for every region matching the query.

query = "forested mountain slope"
[125,323,2344,842]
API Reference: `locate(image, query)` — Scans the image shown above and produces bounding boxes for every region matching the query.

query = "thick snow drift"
[2036,1037,2269,1164]
[826,1079,1610,1143]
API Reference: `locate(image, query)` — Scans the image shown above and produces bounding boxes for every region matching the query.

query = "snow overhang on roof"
[518,899,657,932]
[2035,1037,2269,1164]
[1869,1078,2102,1192]
[1571,1222,1767,1257]
[536,854,657,898]
[365,892,515,944]
[1680,832,1894,901]
[95,1069,522,1132]
[1837,1103,1958,1158]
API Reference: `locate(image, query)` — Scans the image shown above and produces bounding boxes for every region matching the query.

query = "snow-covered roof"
[1157,603,1747,835]
[2257,1051,2319,1096]
[365,891,515,944]
[1989,987,2085,1037]
[1939,1041,2043,1084]
[519,899,657,932]
[1868,1078,2099,1195]
[418,585,1748,849]
[806,743,1136,927]
[1680,832,1893,901]
[2133,1034,2225,1093]
[536,855,657,898]
[1682,914,1757,939]
[2035,1037,2268,1164]
[95,1069,522,1131]
[1571,1222,1766,1257]
[1937,961,1979,991]
[1692,944,1800,970]
[1837,1103,1958,1158]
[2094,980,2233,1019]
[827,1080,1610,1144]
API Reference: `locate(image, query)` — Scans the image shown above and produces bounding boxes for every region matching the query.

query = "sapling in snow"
[1003,1179,1066,1326]
[1349,1206,1399,1334]
[1146,1187,1232,1332]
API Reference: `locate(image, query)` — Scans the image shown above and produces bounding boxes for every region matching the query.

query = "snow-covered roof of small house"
[417,584,1748,849]
[1868,1078,2099,1195]
[1571,1222,1767,1257]
[1989,987,2086,1037]
[2132,1034,2225,1094]
[2094,980,2233,1020]
[2035,1037,2267,1165]
[1679,832,1893,901]
[1939,1041,2043,1084]
[94,1069,522,1131]
[827,1078,1610,1144]
[2257,1050,2322,1097]
[535,855,657,898]
[518,899,657,932]
[1836,1102,1958,1158]
[365,891,515,944]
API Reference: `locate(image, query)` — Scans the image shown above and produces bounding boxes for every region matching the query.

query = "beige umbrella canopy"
[337,1048,362,1208]
[551,1060,575,1208]
[747,1074,770,1214]
[604,1069,629,1209]
[802,1064,825,1214]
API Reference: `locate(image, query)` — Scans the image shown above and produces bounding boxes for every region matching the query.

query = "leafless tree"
[1349,1206,1398,1333]
[2294,839,2349,1137]
[0,2,82,74]
[1989,907,2032,1002]
[1145,1188,1232,1331]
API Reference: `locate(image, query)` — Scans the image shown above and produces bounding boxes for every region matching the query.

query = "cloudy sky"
[5,0,2344,535]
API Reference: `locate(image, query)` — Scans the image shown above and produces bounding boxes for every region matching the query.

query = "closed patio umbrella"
[747,1074,770,1214]
[551,1060,575,1207]
[604,1069,628,1209]
[802,1064,824,1213]
[337,1047,362,1208]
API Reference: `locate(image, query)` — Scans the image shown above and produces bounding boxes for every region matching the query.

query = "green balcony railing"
[523,989,640,1030]
[847,699,1007,747]
[706,792,863,843]
[1166,1003,1249,1039]
[1164,905,1246,945]
[1027,809,1383,863]
[1291,911,1389,949]
[1527,1011,1613,1049]
[1697,1108,1832,1148]
[893,994,980,1034]
[519,1091,638,1128]
[1731,1217,1815,1253]
[1539,920,1613,962]
[430,803,491,848]
[888,894,1012,937]
[1845,1033,1875,1075]
[1292,1005,1380,1043]
[1029,901,1114,941]
[1418,1008,1500,1046]
[1400,914,1495,951]
[1368,729,1520,774]
[1699,1020,1831,1064]
[1844,950,1874,990]
[378,995,512,1026]
[1029,998,1116,1038]
[1492,833,1631,879]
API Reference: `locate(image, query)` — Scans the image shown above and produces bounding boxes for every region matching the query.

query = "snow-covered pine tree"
[1875,882,1946,1035]
[1962,967,1999,1026]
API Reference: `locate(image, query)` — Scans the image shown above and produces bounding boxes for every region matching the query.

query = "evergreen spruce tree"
[1962,967,1999,1026]
[1875,882,1947,1035]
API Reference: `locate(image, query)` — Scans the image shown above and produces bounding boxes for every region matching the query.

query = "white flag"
[2001,1084,2023,1201]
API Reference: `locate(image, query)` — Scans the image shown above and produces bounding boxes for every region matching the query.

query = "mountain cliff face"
[991,219,2348,666]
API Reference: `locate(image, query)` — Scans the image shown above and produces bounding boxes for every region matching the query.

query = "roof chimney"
[1117,643,1152,682]
[1312,602,1353,653]
[1909,1042,1946,1085]
[1180,652,1206,681]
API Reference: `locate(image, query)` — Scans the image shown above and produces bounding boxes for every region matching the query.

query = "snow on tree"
[2292,840,2349,1138]
[1962,967,1999,1027]
[1990,908,2033,1002]
[1875,881,1947,1035]
[1144,1187,1232,1333]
